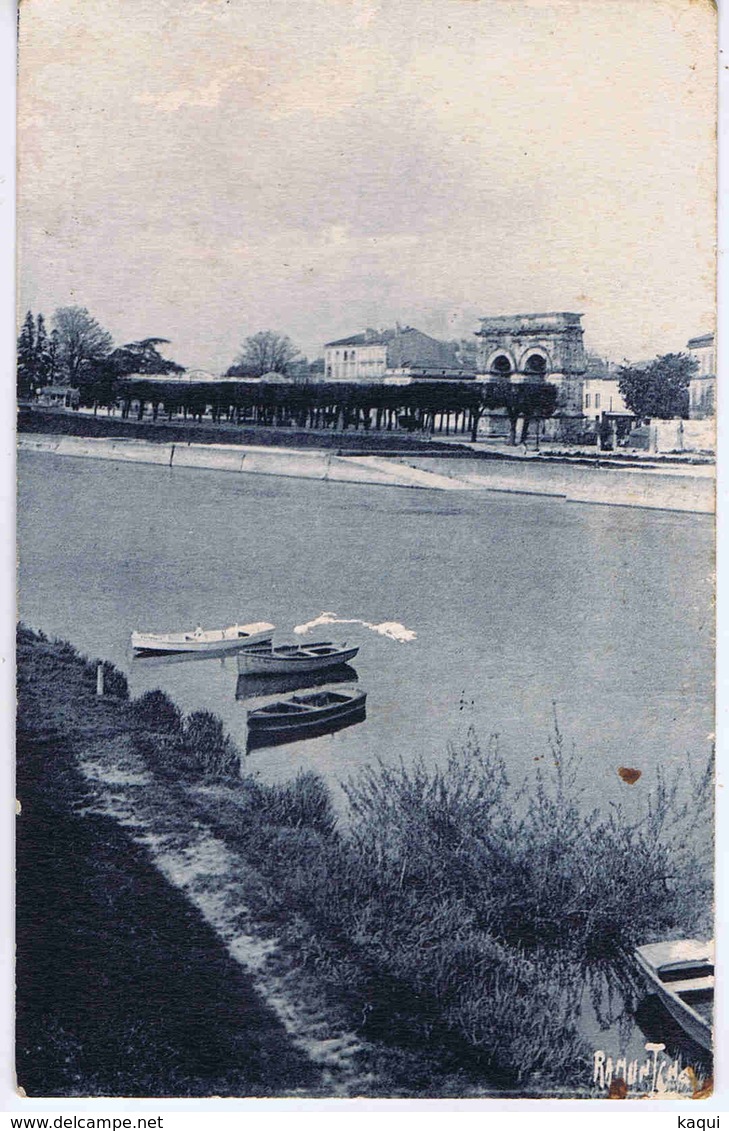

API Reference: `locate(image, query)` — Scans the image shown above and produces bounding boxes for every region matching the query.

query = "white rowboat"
[131,621,274,655]
[634,938,713,1052]
[236,639,359,674]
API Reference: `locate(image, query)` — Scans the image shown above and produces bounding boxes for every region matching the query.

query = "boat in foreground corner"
[236,639,359,675]
[131,621,275,655]
[634,938,714,1052]
[247,687,366,741]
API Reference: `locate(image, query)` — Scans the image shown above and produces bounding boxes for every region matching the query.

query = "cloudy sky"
[18,0,716,373]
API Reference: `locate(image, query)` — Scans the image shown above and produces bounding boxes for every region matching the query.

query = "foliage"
[16,311,36,398]
[229,330,300,377]
[52,305,114,385]
[182,710,240,777]
[132,689,182,733]
[110,338,185,377]
[246,771,338,836]
[617,353,697,420]
[490,380,559,444]
[18,311,64,397]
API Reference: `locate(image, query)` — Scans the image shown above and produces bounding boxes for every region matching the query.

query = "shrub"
[247,771,337,836]
[182,710,239,778]
[132,689,182,734]
[98,660,129,700]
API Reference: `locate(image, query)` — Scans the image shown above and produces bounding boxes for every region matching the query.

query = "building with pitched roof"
[324,326,463,382]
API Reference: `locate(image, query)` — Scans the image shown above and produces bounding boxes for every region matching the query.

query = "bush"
[240,722,712,1086]
[182,710,240,778]
[99,660,129,700]
[247,771,337,836]
[132,690,182,734]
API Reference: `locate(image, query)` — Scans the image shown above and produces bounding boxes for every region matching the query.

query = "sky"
[17,0,717,374]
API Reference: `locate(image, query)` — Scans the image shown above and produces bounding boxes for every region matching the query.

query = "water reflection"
[236,663,359,701]
[131,647,238,668]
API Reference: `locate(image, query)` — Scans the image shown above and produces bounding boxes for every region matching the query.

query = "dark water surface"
[17,451,714,1076]
[18,451,713,805]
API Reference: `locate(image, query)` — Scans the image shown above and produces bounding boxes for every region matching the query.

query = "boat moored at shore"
[131,621,274,655]
[236,639,359,674]
[247,687,366,746]
[634,938,713,1052]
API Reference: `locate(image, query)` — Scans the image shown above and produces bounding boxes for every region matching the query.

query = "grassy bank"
[17,628,714,1096]
[18,406,462,456]
[16,628,318,1097]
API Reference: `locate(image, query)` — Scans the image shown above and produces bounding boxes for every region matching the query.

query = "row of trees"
[105,377,558,444]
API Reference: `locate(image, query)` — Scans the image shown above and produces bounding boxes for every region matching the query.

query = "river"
[17,450,712,800]
[17,449,715,1076]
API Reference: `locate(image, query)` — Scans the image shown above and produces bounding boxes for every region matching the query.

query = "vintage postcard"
[14,0,717,1101]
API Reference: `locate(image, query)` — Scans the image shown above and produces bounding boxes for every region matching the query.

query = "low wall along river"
[17,433,714,514]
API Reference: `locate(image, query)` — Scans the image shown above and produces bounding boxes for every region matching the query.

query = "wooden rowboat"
[634,938,713,1052]
[236,639,359,675]
[131,621,274,655]
[247,687,366,742]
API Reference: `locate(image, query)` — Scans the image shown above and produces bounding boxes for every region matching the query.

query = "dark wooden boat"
[634,939,713,1052]
[247,688,366,740]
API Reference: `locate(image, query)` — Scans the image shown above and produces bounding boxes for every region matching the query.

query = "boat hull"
[132,623,274,655]
[635,941,713,1052]
[246,705,366,750]
[237,643,359,674]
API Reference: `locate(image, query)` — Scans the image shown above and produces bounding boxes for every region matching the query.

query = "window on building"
[585,393,591,408]
[595,393,600,409]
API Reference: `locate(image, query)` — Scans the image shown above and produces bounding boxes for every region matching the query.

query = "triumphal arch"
[475,312,586,419]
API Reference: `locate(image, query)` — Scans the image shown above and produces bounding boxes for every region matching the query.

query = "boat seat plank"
[669,977,714,995]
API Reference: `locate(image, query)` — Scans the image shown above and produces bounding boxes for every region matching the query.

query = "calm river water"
[17,450,715,1073]
[18,451,713,807]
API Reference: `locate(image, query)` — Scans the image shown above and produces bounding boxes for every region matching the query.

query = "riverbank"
[18,431,715,513]
[16,628,713,1097]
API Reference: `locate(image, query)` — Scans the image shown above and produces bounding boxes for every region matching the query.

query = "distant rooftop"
[325,326,417,348]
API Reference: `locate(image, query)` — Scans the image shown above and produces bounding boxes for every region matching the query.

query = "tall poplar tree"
[16,310,36,398]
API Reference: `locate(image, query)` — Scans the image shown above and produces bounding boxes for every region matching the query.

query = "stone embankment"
[18,433,714,514]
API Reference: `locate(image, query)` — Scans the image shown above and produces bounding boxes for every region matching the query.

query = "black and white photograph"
[13,0,718,1102]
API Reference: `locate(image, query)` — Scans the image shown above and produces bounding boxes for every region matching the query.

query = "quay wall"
[17,434,714,514]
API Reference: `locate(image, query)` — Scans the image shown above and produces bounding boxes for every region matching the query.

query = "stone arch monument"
[475,312,586,421]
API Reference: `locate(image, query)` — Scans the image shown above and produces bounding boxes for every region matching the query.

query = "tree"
[229,331,299,377]
[34,314,52,385]
[110,337,184,377]
[16,310,36,398]
[495,381,558,445]
[617,353,697,420]
[52,305,114,385]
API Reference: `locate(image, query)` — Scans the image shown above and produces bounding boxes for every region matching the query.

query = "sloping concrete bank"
[397,456,714,515]
[18,434,713,512]
[17,433,470,491]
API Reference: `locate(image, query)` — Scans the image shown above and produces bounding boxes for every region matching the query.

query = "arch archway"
[485,349,517,376]
[519,349,550,378]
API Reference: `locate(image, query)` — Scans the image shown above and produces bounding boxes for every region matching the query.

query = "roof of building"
[687,334,714,349]
[324,328,399,348]
[38,385,79,395]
